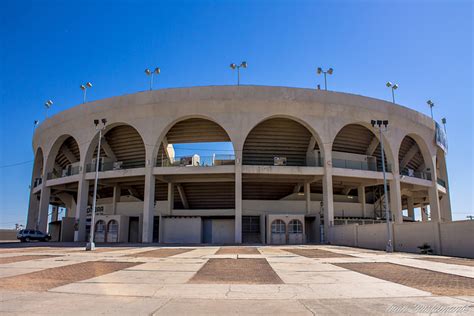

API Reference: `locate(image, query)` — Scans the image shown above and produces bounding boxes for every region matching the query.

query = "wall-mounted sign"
[435,122,448,153]
[86,205,105,217]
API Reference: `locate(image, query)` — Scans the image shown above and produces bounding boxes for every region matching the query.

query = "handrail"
[157,155,235,167]
[47,166,81,180]
[86,160,145,172]
[242,156,323,167]
[437,177,447,188]
[332,158,391,172]
[400,169,432,181]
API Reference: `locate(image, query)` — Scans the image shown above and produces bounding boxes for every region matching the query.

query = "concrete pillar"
[421,206,428,221]
[51,206,59,222]
[37,186,51,232]
[112,185,120,215]
[389,176,403,223]
[305,182,311,215]
[428,185,441,222]
[74,179,89,242]
[260,214,266,244]
[158,214,163,243]
[407,197,415,220]
[26,192,40,229]
[322,143,334,243]
[358,186,366,218]
[167,182,174,216]
[235,151,242,244]
[142,170,155,243]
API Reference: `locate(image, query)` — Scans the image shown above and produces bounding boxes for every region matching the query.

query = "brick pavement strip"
[0,261,141,291]
[334,262,474,296]
[189,258,283,284]
[416,257,474,267]
[215,247,261,255]
[285,248,353,258]
[0,255,61,264]
[126,248,195,258]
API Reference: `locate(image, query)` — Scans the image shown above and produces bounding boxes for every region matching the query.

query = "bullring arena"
[27,85,452,246]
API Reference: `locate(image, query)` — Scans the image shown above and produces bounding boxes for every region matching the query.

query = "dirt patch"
[216,247,260,255]
[0,255,61,264]
[285,248,353,258]
[335,262,474,296]
[189,258,283,284]
[0,261,141,292]
[126,248,194,258]
[416,257,474,267]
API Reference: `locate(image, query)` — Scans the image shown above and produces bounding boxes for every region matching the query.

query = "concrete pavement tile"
[268,261,347,272]
[153,284,230,299]
[390,258,474,278]
[154,298,312,315]
[50,282,163,297]
[276,270,392,284]
[129,261,206,271]
[81,270,195,284]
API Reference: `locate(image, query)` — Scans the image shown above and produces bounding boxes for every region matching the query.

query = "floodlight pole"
[391,88,395,104]
[86,119,106,251]
[372,120,393,253]
[230,62,247,86]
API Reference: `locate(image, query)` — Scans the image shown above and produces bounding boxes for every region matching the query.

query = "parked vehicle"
[17,229,51,242]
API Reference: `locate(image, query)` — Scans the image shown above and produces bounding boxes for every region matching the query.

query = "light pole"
[427,100,435,120]
[371,119,393,253]
[145,67,160,90]
[80,82,93,103]
[44,100,53,118]
[386,82,398,103]
[230,61,247,86]
[86,118,107,251]
[441,117,447,135]
[317,67,333,90]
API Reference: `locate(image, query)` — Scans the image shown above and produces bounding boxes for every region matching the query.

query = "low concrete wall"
[329,220,474,258]
[439,220,474,258]
[212,219,234,244]
[162,217,201,244]
[0,229,17,241]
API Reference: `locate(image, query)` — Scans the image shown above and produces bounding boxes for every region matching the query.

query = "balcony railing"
[242,156,323,167]
[400,169,432,181]
[437,177,447,188]
[33,177,42,188]
[332,159,392,172]
[157,155,235,167]
[86,160,145,172]
[47,166,81,180]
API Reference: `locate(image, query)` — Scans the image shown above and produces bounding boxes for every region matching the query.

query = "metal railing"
[437,177,447,188]
[47,166,81,180]
[242,156,323,167]
[157,155,235,167]
[33,177,42,187]
[86,160,145,172]
[400,169,432,181]
[332,159,391,172]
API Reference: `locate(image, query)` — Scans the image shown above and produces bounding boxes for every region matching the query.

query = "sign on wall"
[435,122,448,153]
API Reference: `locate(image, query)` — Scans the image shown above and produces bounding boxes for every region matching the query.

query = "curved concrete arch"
[151,114,237,162]
[240,114,326,159]
[44,134,81,175]
[330,122,396,168]
[32,147,45,180]
[397,132,435,173]
[84,121,147,166]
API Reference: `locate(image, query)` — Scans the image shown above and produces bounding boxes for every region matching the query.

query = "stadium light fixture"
[230,61,247,86]
[80,82,93,103]
[145,67,160,90]
[441,117,447,135]
[370,119,393,253]
[44,100,53,118]
[86,118,107,251]
[316,67,334,90]
[427,100,435,120]
[386,82,398,103]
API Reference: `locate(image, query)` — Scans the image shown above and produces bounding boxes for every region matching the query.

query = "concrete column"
[26,192,40,229]
[37,186,51,232]
[167,182,174,216]
[421,206,428,221]
[428,185,441,222]
[322,144,334,243]
[389,176,403,223]
[407,197,415,220]
[51,206,59,222]
[234,151,242,244]
[74,179,89,242]
[142,169,155,243]
[158,214,163,243]
[112,185,120,215]
[358,186,366,218]
[305,182,311,215]
[260,214,266,244]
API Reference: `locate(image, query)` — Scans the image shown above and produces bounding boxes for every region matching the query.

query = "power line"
[0,160,33,169]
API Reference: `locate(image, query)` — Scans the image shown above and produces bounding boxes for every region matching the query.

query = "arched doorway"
[271,219,286,244]
[94,220,106,242]
[288,219,303,244]
[106,220,119,243]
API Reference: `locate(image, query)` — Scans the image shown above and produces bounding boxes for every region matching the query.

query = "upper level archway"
[45,135,81,179]
[398,134,432,180]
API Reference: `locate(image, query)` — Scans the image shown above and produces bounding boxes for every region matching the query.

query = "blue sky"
[0,0,472,228]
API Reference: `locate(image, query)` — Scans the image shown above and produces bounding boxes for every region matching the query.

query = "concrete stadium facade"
[26,86,452,244]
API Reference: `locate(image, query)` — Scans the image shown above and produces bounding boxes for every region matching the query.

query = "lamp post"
[427,100,435,120]
[441,117,447,135]
[145,67,160,90]
[386,82,398,103]
[230,61,247,86]
[44,100,53,118]
[80,82,93,103]
[371,119,393,253]
[317,67,333,90]
[86,118,107,251]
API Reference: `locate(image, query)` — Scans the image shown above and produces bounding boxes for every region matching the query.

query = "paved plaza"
[0,244,473,315]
